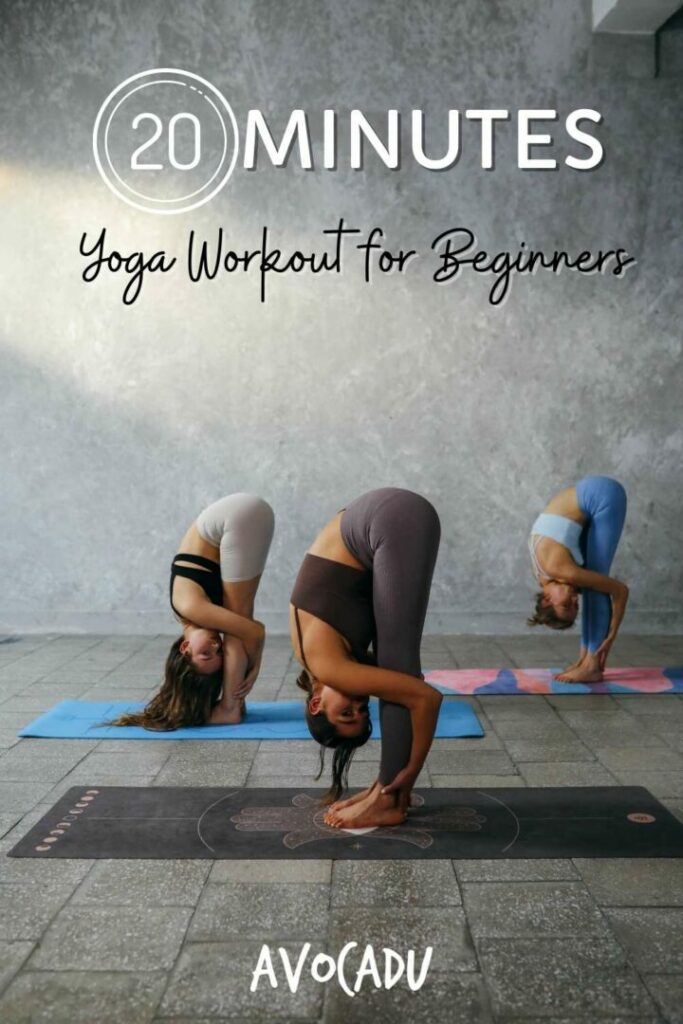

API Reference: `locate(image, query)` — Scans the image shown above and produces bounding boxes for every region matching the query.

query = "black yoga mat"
[8,786,683,860]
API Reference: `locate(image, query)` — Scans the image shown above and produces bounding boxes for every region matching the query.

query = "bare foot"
[324,783,406,829]
[555,655,603,684]
[328,784,377,813]
[560,655,586,675]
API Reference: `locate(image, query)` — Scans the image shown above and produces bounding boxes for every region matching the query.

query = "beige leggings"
[196,494,275,582]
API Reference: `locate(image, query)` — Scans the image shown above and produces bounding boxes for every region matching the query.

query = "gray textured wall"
[1,0,681,634]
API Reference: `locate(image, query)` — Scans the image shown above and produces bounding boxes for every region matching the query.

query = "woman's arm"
[311,650,437,708]
[310,651,442,784]
[556,562,626,598]
[558,564,629,662]
[176,595,265,658]
[221,635,249,706]
[208,636,249,724]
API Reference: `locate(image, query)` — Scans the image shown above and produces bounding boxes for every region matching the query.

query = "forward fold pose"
[290,487,443,829]
[528,475,628,682]
[114,493,274,730]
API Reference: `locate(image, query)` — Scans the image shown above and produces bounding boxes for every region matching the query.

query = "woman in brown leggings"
[290,487,442,829]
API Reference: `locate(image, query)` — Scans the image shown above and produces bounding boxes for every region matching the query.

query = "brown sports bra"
[291,553,375,669]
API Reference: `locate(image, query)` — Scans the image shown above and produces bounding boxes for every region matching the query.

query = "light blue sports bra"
[529,513,584,582]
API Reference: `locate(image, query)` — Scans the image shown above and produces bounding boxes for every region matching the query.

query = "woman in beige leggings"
[113,493,274,731]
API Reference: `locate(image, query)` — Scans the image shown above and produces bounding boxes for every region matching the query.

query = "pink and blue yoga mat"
[426,666,683,695]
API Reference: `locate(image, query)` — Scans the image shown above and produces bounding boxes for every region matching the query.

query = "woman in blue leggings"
[528,476,629,683]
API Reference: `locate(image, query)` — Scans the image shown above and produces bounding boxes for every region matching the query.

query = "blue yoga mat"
[18,698,483,741]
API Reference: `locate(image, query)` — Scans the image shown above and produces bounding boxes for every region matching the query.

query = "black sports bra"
[170,553,223,618]
[291,552,376,668]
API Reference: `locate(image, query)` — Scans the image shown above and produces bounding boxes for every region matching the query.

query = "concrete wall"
[0,0,681,634]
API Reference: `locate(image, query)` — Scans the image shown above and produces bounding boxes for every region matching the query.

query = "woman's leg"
[325,490,440,826]
[342,488,441,785]
[198,494,274,716]
[577,477,627,653]
[196,493,275,584]
[208,634,249,724]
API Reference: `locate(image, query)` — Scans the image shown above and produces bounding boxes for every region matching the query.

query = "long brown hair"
[296,668,372,803]
[110,638,222,730]
[527,592,575,630]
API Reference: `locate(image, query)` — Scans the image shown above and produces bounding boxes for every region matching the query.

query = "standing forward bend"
[113,493,274,730]
[528,475,628,682]
[290,487,442,828]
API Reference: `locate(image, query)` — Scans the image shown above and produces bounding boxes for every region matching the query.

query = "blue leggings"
[576,476,627,653]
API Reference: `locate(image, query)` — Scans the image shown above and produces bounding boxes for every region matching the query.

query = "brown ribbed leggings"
[340,488,441,785]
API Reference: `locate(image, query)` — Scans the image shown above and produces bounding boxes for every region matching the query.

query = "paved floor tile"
[478,705,559,722]
[0,752,92,782]
[0,941,34,995]
[603,907,683,973]
[573,858,683,906]
[463,881,610,939]
[444,640,510,669]
[153,763,250,786]
[152,1019,316,1024]
[79,687,157,701]
[0,814,23,839]
[322,972,493,1023]
[478,935,656,1017]
[0,849,92,886]
[188,882,330,941]
[0,782,55,812]
[490,720,578,741]
[430,774,526,788]
[430,733,504,751]
[0,970,167,1023]
[426,751,517,775]
[557,713,668,748]
[249,753,327,776]
[502,740,595,762]
[331,860,460,907]
[71,860,211,907]
[106,739,253,760]
[63,751,173,776]
[493,1018,663,1024]
[1,684,91,706]
[0,879,80,941]
[454,859,579,882]
[327,907,477,974]
[615,696,683,717]
[596,747,683,772]
[0,732,21,751]
[159,942,324,1019]
[246,775,330,789]
[209,859,331,884]
[8,739,99,757]
[29,670,111,685]
[29,905,193,970]
[545,695,618,710]
[517,762,617,786]
[643,975,683,1024]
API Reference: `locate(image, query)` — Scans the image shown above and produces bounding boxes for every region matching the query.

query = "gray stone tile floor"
[0,632,682,1022]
